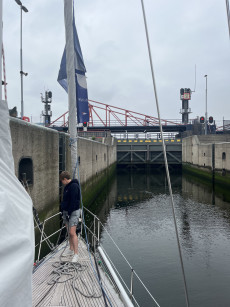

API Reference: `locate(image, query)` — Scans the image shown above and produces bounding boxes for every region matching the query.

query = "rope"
[62,135,113,305]
[41,227,103,303]
[75,161,114,307]
[47,261,102,298]
[140,1,190,306]
[67,75,114,305]
[2,44,7,101]
[35,237,103,304]
[69,137,77,147]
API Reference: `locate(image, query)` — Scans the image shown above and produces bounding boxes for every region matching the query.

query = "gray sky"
[3,0,230,126]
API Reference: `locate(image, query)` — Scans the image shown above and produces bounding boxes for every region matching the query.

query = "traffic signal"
[209,116,213,124]
[200,116,205,124]
[83,122,87,127]
[180,88,191,100]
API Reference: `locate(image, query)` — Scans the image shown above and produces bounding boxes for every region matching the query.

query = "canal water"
[90,168,230,307]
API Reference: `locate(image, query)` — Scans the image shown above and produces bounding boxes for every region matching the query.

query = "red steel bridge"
[49,99,191,133]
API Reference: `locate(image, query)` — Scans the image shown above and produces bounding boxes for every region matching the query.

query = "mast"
[63,0,78,177]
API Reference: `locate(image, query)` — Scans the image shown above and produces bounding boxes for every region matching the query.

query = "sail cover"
[0,101,34,307]
[57,8,89,124]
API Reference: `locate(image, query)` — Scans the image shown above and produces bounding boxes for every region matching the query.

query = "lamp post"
[15,0,28,119]
[204,75,208,135]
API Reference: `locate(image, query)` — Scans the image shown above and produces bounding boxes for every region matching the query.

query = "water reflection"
[182,174,230,208]
[93,168,230,307]
[181,175,230,271]
[116,168,182,207]
[87,175,117,226]
[177,196,194,254]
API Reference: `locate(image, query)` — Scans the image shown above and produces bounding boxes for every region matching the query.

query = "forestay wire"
[140,1,190,306]
[226,0,230,39]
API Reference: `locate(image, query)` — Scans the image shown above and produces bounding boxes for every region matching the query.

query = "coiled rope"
[64,127,113,305]
[74,155,114,307]
[140,1,190,306]
[48,261,102,298]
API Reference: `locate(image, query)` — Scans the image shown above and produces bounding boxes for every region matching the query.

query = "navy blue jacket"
[61,179,80,215]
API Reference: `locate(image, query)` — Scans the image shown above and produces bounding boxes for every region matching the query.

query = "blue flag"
[57,10,89,124]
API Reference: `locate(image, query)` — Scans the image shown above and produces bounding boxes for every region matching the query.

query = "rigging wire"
[226,0,230,39]
[140,0,190,306]
[2,44,7,101]
[21,179,54,251]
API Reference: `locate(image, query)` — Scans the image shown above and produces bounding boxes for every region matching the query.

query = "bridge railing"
[87,119,186,126]
[114,132,179,139]
[216,120,230,131]
[48,118,195,129]
[48,99,196,129]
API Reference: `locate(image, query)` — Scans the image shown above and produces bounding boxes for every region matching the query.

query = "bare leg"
[69,226,78,254]
[66,223,74,250]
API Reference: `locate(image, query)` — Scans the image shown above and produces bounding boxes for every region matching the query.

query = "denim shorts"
[62,209,80,228]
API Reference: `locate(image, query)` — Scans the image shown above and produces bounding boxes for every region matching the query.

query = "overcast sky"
[3,0,230,125]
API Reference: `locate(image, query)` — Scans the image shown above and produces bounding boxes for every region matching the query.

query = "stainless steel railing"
[35,212,65,262]
[82,206,160,307]
[34,207,160,306]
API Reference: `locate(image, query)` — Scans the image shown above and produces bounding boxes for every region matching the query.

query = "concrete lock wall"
[182,135,230,172]
[10,118,60,212]
[10,118,117,212]
[78,137,116,184]
[63,135,117,184]
[215,142,230,171]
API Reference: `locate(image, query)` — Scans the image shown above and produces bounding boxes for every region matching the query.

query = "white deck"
[32,238,124,307]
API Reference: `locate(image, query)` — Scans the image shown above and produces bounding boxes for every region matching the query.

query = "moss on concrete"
[183,163,230,202]
[183,164,213,181]
[183,164,230,185]
[81,162,116,208]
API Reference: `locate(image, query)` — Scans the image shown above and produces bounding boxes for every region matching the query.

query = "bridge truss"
[49,99,186,131]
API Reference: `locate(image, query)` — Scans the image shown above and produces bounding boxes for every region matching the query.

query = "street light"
[15,0,28,119]
[204,75,208,135]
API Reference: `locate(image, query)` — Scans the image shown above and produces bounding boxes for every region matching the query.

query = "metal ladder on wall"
[59,133,66,201]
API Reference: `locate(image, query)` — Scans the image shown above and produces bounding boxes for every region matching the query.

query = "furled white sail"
[0,2,34,306]
[0,101,35,307]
